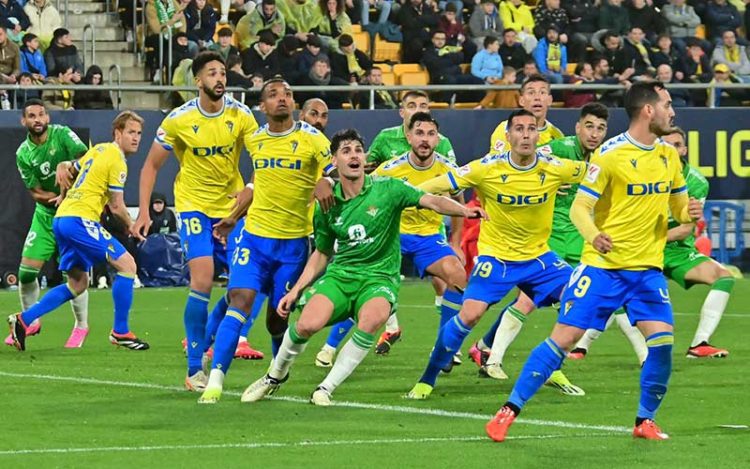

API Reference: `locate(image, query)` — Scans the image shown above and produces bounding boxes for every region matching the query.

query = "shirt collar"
[334,175,372,201]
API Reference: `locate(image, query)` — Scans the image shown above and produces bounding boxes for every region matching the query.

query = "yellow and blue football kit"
[489,119,564,154]
[155,96,259,265]
[375,152,460,277]
[420,151,587,306]
[54,143,129,271]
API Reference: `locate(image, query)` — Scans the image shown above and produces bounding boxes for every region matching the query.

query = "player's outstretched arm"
[670,192,702,224]
[667,223,696,242]
[276,249,331,318]
[132,142,170,239]
[418,194,488,220]
[570,193,612,254]
[449,193,466,263]
[28,186,61,207]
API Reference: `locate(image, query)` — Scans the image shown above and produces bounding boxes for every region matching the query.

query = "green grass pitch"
[1,279,749,468]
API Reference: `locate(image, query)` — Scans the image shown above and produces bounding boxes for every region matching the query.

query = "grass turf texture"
[1,280,749,468]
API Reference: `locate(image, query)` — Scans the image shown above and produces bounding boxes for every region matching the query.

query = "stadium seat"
[696,24,706,40]
[352,31,370,55]
[459,63,471,74]
[428,102,450,109]
[373,34,401,62]
[393,63,424,76]
[381,72,396,86]
[398,71,430,87]
[351,24,362,33]
[453,102,480,109]
[566,63,578,74]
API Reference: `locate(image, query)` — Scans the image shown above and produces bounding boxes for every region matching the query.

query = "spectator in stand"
[277,0,318,38]
[471,35,503,82]
[296,55,350,108]
[43,28,83,81]
[517,56,539,82]
[468,0,503,51]
[42,65,75,109]
[533,25,567,84]
[423,29,483,101]
[185,0,218,49]
[562,0,598,48]
[226,52,252,87]
[73,65,114,109]
[311,0,353,49]
[330,33,372,82]
[594,0,630,49]
[712,29,750,80]
[345,0,364,26]
[356,66,398,108]
[621,26,655,78]
[208,26,240,61]
[147,193,178,235]
[360,0,392,29]
[627,0,664,44]
[681,39,712,82]
[0,0,30,33]
[661,0,707,53]
[650,34,685,80]
[23,0,61,49]
[709,62,747,106]
[534,0,588,63]
[591,56,629,106]
[297,33,326,77]
[439,3,476,58]
[498,0,537,53]
[277,34,301,83]
[398,0,439,63]
[236,0,285,51]
[144,0,186,82]
[598,30,626,69]
[498,28,528,70]
[20,33,46,80]
[0,26,19,85]
[656,63,691,106]
[171,31,195,74]
[241,29,280,78]
[17,72,41,108]
[563,62,596,107]
[476,64,518,108]
[705,0,743,44]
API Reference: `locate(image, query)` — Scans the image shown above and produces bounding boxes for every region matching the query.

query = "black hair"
[407,112,439,131]
[191,51,225,76]
[330,128,365,154]
[484,35,499,48]
[520,74,550,92]
[506,108,535,127]
[580,102,609,121]
[217,27,233,38]
[624,81,666,120]
[259,77,290,100]
[22,98,46,115]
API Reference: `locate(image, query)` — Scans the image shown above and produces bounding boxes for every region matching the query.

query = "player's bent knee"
[228,289,255,313]
[112,253,137,275]
[459,300,488,327]
[514,294,536,314]
[550,323,585,351]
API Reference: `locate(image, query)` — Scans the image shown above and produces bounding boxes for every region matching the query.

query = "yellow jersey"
[245,121,332,239]
[420,151,587,261]
[155,96,259,218]
[577,132,687,270]
[489,119,564,154]
[374,152,460,236]
[57,143,127,222]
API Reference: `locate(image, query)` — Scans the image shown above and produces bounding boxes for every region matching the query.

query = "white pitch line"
[0,434,600,456]
[400,304,749,318]
[0,371,629,434]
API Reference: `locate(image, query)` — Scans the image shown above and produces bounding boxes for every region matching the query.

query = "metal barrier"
[158,25,173,86]
[82,24,96,70]
[132,0,139,55]
[704,201,746,264]
[108,64,122,108]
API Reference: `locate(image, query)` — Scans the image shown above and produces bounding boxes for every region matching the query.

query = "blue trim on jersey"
[108,185,124,191]
[447,172,459,191]
[579,186,600,199]
[323,163,335,175]
[671,185,687,194]
[73,160,81,171]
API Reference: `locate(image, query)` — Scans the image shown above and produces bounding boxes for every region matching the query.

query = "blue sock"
[508,338,566,410]
[271,333,284,357]
[240,293,266,339]
[210,307,246,374]
[184,289,210,375]
[204,294,229,348]
[325,318,356,349]
[419,315,472,386]
[111,273,134,334]
[20,284,75,325]
[482,304,512,347]
[638,332,674,421]
[440,289,463,329]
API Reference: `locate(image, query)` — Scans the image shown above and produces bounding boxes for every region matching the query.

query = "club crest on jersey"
[539,171,546,185]
[367,206,379,217]
[291,140,299,153]
[40,161,51,176]
[192,125,199,134]
[226,120,234,132]
[630,158,638,169]
[660,155,668,167]
[49,148,56,156]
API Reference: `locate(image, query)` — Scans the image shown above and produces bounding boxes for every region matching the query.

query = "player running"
[131,51,260,391]
[486,82,703,442]
[240,128,486,406]
[568,127,734,360]
[6,99,90,348]
[8,112,149,351]
[314,113,467,371]
[406,109,588,400]
[197,79,334,404]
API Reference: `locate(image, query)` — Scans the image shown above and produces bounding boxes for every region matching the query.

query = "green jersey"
[666,161,709,250]
[540,135,589,234]
[314,175,425,278]
[16,124,88,214]
[367,125,455,165]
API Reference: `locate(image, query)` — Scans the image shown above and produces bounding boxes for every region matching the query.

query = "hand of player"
[557,184,572,196]
[592,233,613,254]
[231,186,253,210]
[276,290,300,319]
[131,213,151,241]
[212,217,237,244]
[49,194,64,207]
[687,197,703,221]
[463,206,488,220]
[55,161,76,190]
[450,241,466,265]
[314,178,336,213]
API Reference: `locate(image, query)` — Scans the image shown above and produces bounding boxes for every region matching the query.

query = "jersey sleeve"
[577,150,609,200]
[366,132,387,164]
[61,127,88,158]
[669,152,688,197]
[559,159,588,184]
[107,152,128,192]
[311,132,334,175]
[240,111,260,152]
[691,174,709,203]
[312,204,335,256]
[420,159,485,194]
[389,177,425,209]
[155,114,178,151]
[16,151,38,189]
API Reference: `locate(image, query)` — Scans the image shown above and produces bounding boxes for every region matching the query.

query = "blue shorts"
[179,211,227,269]
[464,251,572,307]
[401,233,455,278]
[559,265,673,331]
[53,217,127,272]
[227,231,309,309]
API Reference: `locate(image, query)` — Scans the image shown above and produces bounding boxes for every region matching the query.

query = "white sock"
[71,289,89,329]
[477,338,490,352]
[385,313,399,333]
[269,328,307,380]
[321,343,336,354]
[692,289,730,347]
[238,335,248,344]
[220,0,230,17]
[434,296,442,308]
[19,280,40,311]
[487,309,524,366]
[615,313,647,363]
[319,338,369,393]
[207,369,225,389]
[574,313,614,351]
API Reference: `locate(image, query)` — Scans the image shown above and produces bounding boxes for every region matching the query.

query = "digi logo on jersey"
[192,145,234,157]
[627,181,670,196]
[254,158,303,170]
[496,193,549,205]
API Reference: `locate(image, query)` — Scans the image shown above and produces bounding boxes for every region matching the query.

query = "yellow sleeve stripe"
[671,185,687,194]
[578,186,600,199]
[447,172,459,191]
[646,333,674,347]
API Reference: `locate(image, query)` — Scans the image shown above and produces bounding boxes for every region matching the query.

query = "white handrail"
[108,64,122,109]
[82,24,96,70]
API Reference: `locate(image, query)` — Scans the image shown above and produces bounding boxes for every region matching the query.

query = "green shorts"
[549,229,583,265]
[663,245,711,289]
[21,208,57,262]
[299,271,399,326]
